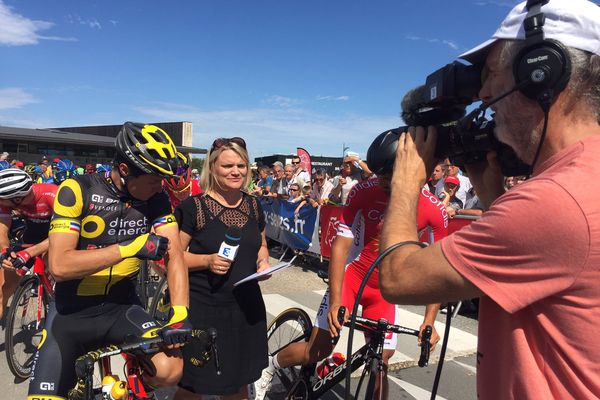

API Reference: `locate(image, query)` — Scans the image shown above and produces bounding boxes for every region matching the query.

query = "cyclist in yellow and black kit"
[28,122,191,400]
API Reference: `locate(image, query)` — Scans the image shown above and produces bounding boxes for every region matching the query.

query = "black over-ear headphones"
[513,0,571,105]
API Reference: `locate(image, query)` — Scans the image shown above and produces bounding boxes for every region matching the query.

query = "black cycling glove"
[118,233,168,260]
[160,305,192,346]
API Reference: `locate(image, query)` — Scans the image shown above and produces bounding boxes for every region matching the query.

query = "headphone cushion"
[513,39,571,101]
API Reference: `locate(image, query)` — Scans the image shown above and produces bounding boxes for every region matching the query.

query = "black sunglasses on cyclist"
[10,196,26,206]
[211,137,247,152]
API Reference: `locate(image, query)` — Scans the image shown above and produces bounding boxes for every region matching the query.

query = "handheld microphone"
[218,226,242,261]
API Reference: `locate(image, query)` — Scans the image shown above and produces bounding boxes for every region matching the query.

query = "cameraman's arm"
[463,152,505,210]
[379,127,482,304]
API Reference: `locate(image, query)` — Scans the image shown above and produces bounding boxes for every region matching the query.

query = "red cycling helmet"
[165,152,191,192]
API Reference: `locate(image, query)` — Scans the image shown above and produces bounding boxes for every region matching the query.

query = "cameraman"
[379,0,600,399]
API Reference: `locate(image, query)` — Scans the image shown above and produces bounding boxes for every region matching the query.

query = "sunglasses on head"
[211,137,247,152]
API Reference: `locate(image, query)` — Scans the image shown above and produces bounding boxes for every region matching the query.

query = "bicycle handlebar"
[337,306,431,368]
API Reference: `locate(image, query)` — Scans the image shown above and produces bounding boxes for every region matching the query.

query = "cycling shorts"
[27,301,160,398]
[315,264,399,350]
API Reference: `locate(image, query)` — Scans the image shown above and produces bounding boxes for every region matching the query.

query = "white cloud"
[66,14,104,29]
[0,88,38,110]
[316,95,350,102]
[405,34,459,50]
[0,1,74,45]
[263,95,302,108]
[133,102,399,159]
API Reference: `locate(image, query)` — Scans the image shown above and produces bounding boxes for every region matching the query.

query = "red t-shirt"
[0,183,57,243]
[442,135,600,399]
[337,178,448,283]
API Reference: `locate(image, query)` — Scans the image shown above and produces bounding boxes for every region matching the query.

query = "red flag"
[296,147,312,178]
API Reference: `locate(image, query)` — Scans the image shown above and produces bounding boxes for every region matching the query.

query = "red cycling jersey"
[314,178,448,347]
[337,178,448,283]
[0,183,58,243]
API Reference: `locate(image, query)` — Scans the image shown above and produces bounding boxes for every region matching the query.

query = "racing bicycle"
[4,244,54,380]
[67,328,220,400]
[265,306,431,399]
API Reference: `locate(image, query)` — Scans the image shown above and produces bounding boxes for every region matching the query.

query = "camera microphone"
[401,85,466,127]
[218,226,242,261]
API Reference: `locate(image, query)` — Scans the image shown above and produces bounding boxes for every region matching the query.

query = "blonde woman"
[174,137,270,400]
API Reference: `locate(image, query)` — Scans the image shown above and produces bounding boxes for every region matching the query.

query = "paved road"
[0,254,478,399]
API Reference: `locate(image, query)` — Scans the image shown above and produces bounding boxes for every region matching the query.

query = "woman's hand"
[256,258,271,281]
[208,253,232,275]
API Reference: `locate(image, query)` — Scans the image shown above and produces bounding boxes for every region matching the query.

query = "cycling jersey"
[0,183,57,244]
[49,173,177,311]
[315,178,448,348]
[336,178,448,284]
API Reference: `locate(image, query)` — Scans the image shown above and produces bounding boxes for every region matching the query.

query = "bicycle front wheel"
[5,276,48,380]
[266,308,313,398]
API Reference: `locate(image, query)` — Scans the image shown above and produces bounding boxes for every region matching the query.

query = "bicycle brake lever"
[331,306,346,345]
[418,325,432,368]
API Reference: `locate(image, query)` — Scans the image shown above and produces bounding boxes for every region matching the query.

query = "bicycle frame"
[283,314,428,400]
[68,329,219,400]
[306,336,384,399]
[30,256,54,329]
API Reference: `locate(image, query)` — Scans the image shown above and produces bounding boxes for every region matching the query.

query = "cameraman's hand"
[392,126,438,190]
[464,151,505,210]
[118,233,169,260]
[160,305,192,348]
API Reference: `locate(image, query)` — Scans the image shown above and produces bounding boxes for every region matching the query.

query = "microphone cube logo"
[223,248,231,257]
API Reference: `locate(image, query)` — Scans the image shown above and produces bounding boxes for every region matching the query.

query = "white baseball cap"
[459,0,600,64]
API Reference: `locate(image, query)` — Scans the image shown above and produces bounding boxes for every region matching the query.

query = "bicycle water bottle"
[316,352,346,378]
[102,375,127,400]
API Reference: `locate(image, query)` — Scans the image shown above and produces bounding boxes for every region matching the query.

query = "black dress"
[174,192,268,395]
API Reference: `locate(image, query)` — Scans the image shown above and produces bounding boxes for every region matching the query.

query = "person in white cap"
[378,0,600,399]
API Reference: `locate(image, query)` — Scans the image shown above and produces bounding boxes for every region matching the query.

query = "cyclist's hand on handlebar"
[9,250,33,273]
[118,233,169,260]
[418,323,440,352]
[327,304,347,339]
[160,305,193,348]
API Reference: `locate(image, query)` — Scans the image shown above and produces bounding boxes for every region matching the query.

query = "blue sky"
[0,0,519,160]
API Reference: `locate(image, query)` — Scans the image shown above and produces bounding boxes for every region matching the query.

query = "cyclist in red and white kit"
[0,168,57,320]
[163,154,203,211]
[255,131,447,400]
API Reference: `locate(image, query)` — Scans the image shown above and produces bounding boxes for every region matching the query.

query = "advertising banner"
[260,198,318,251]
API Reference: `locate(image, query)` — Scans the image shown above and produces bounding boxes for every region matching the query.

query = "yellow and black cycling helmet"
[115,122,179,178]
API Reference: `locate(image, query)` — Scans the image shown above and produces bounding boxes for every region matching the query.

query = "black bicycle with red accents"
[265,306,431,400]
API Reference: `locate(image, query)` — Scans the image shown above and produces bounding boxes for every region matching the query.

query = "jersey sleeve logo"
[152,214,177,231]
[49,218,81,234]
